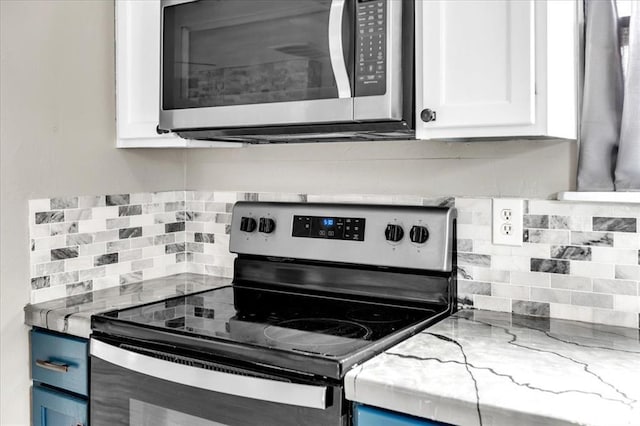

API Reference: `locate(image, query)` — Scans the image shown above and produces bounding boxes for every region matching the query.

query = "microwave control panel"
[355,0,386,97]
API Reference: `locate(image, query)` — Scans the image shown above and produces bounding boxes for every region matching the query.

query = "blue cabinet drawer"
[354,404,450,426]
[32,384,87,426]
[31,329,88,396]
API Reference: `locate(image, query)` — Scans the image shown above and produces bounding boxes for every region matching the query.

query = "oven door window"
[162,0,353,110]
[130,400,228,426]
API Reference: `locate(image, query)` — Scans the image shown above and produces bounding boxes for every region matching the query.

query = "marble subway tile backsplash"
[458,198,640,329]
[29,192,640,329]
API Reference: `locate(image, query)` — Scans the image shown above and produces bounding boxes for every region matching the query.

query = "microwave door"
[160,0,355,130]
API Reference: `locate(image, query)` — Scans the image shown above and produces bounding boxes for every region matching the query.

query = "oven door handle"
[90,339,329,409]
[329,0,351,98]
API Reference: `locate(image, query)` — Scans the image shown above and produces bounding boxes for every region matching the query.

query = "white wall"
[0,2,185,424]
[186,139,576,198]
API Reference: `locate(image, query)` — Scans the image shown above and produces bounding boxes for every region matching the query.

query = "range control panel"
[292,216,366,241]
[355,0,387,97]
[230,202,457,272]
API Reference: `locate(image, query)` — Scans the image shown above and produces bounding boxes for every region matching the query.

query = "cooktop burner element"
[264,318,373,345]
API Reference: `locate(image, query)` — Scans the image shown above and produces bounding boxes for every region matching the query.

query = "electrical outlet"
[492,198,523,246]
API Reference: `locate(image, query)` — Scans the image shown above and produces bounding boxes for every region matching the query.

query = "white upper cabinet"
[415,0,578,140]
[115,0,238,148]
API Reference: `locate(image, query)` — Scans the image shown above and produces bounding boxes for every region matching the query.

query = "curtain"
[577,0,640,191]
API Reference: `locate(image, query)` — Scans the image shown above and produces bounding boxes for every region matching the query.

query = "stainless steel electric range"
[90,202,457,426]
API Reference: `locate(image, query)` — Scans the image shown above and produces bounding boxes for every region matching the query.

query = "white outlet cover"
[492,198,523,246]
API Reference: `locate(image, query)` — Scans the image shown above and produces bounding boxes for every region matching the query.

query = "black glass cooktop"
[102,285,438,359]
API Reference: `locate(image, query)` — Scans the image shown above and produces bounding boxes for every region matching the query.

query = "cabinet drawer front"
[32,384,87,426]
[354,404,449,426]
[31,329,88,396]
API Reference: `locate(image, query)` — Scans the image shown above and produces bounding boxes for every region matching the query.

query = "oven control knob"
[384,224,404,242]
[259,217,276,234]
[410,225,429,244]
[240,217,257,232]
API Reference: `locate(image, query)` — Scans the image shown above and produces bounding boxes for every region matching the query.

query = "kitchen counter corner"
[345,309,640,426]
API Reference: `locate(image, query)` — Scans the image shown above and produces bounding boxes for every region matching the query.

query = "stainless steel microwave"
[159,0,414,143]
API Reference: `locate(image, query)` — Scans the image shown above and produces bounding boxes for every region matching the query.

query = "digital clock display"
[292,215,366,241]
[322,218,334,227]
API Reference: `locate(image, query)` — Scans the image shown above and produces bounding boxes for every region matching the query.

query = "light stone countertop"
[345,309,640,426]
[24,273,231,338]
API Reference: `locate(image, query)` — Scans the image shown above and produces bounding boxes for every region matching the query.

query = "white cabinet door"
[415,0,577,140]
[115,0,239,148]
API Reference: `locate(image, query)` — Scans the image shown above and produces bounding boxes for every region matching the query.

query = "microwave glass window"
[163,0,351,110]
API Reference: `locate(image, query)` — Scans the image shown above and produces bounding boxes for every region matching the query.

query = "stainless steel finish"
[35,359,69,373]
[90,339,329,410]
[229,202,456,272]
[329,0,351,98]
[161,98,354,130]
[354,0,403,121]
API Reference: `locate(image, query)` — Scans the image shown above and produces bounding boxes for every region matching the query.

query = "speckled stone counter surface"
[24,273,231,338]
[346,309,640,426]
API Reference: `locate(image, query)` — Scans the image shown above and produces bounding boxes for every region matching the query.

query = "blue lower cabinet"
[32,385,87,426]
[354,404,450,426]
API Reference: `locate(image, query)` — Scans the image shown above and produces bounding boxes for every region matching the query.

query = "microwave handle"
[329,0,351,98]
[90,339,329,410]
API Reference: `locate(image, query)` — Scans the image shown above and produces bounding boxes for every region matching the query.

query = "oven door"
[90,338,347,426]
[160,0,355,130]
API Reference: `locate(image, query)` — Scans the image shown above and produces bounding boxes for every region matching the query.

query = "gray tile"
[176,211,194,221]
[50,247,78,261]
[593,217,637,233]
[50,197,78,210]
[107,240,130,252]
[457,253,491,267]
[186,242,204,253]
[165,201,186,212]
[593,278,637,296]
[106,194,130,206]
[531,258,569,274]
[119,227,142,239]
[165,222,185,233]
[31,276,50,290]
[457,239,473,252]
[119,205,142,217]
[215,213,232,224]
[79,267,105,281]
[550,275,592,291]
[66,233,93,246]
[523,215,549,229]
[571,231,614,247]
[165,243,185,254]
[66,293,93,307]
[550,245,592,261]
[457,266,473,280]
[615,264,640,280]
[120,271,143,285]
[35,211,64,224]
[94,253,118,266]
[35,261,64,276]
[176,252,195,263]
[64,209,92,221]
[50,222,78,236]
[549,215,570,230]
[530,287,571,304]
[458,280,491,296]
[66,280,93,296]
[194,233,215,244]
[523,229,569,244]
[154,234,175,245]
[106,217,130,229]
[51,271,79,286]
[512,300,550,317]
[571,291,613,309]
